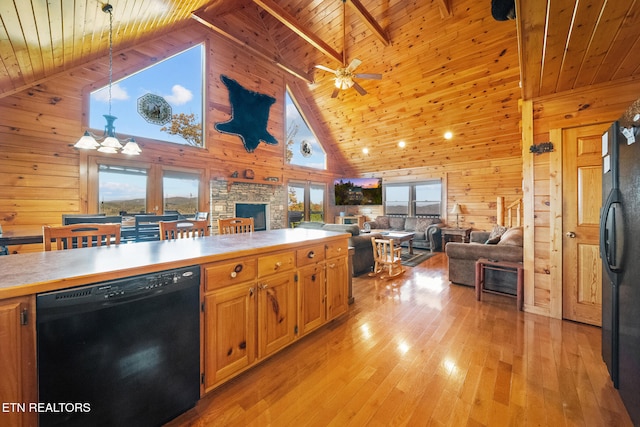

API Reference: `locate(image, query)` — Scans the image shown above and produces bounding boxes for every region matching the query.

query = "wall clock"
[300,140,313,157]
[137,93,172,125]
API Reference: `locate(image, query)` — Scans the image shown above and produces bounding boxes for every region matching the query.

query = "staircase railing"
[497,197,522,227]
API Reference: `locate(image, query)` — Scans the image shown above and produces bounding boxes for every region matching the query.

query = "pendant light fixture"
[75,3,141,155]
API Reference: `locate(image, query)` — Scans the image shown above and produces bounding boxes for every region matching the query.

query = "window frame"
[87,156,207,216]
[287,180,326,226]
[284,87,327,170]
[383,180,443,217]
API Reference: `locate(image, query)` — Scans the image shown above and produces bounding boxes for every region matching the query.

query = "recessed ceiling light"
[362,147,369,154]
[398,140,406,148]
[444,131,453,140]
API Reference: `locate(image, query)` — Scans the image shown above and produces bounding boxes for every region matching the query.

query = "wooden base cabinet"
[203,283,256,391]
[257,271,297,358]
[0,296,37,427]
[202,239,349,393]
[326,256,349,320]
[297,263,326,336]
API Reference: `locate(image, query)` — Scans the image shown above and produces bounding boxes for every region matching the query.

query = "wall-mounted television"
[334,178,383,205]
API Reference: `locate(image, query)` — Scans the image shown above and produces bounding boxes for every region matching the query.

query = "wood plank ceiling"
[1,0,640,174]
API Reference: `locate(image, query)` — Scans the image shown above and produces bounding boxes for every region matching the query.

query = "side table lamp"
[450,203,462,228]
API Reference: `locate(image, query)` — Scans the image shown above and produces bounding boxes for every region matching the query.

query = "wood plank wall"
[523,78,640,318]
[0,26,347,253]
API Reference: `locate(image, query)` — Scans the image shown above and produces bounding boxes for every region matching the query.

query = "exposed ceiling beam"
[191,12,313,84]
[251,0,343,64]
[434,0,453,18]
[346,0,390,46]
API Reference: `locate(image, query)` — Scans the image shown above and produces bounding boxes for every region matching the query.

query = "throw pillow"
[389,217,406,230]
[414,218,432,232]
[485,224,508,244]
[375,216,390,229]
[497,227,523,246]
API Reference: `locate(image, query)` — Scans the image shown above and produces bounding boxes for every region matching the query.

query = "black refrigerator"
[601,100,640,426]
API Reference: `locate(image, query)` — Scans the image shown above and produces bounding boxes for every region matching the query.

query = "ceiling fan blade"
[352,81,367,96]
[355,73,382,80]
[315,64,337,74]
[347,58,362,71]
[331,87,340,98]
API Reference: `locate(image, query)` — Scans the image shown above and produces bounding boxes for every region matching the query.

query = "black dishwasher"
[36,265,201,427]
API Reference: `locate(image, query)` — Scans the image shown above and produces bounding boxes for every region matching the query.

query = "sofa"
[445,226,523,288]
[362,215,444,252]
[295,222,382,276]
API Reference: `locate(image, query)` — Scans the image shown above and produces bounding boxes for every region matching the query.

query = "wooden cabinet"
[326,256,349,320]
[257,271,297,358]
[0,296,37,427]
[297,263,326,336]
[202,238,349,392]
[203,282,256,392]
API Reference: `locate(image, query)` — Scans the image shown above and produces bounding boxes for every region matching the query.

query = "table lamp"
[450,203,462,228]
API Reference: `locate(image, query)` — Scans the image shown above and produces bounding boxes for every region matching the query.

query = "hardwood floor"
[168,253,633,426]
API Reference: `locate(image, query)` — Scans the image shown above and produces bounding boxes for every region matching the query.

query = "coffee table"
[376,231,416,255]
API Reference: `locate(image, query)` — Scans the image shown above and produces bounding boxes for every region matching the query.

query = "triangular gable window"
[285,89,326,169]
[89,44,204,147]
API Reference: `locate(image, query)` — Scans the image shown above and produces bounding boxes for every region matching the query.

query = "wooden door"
[257,271,297,358]
[562,124,606,325]
[298,263,326,336]
[326,256,349,320]
[203,283,256,391]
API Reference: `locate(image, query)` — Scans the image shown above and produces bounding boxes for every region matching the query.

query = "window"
[415,181,442,215]
[288,182,325,227]
[163,171,199,217]
[384,185,410,215]
[285,89,326,169]
[98,164,148,215]
[384,180,442,216]
[89,44,204,147]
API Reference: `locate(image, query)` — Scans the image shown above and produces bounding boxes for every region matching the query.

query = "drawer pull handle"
[259,283,269,290]
[308,251,315,259]
[274,262,282,270]
[230,264,243,278]
[249,287,255,297]
[230,271,237,278]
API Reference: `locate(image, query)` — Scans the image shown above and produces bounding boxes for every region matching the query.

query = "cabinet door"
[257,271,297,358]
[0,296,37,427]
[326,256,349,320]
[204,283,256,391]
[298,264,326,336]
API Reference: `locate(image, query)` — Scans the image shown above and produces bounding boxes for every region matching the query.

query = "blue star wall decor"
[215,75,279,153]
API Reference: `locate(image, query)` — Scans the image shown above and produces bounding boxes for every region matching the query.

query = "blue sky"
[90,44,203,144]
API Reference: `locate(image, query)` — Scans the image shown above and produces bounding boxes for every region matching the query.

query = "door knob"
[566,231,576,238]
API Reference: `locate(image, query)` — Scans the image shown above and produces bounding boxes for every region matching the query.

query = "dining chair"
[43,224,121,251]
[159,220,210,240]
[369,237,404,279]
[217,217,254,235]
[134,214,179,242]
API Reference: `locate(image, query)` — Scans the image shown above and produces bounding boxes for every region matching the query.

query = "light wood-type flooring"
[168,253,633,426]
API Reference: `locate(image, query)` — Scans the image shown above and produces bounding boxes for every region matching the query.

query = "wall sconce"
[450,203,462,228]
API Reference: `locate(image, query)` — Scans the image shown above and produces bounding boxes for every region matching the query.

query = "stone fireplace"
[235,202,268,231]
[210,180,286,232]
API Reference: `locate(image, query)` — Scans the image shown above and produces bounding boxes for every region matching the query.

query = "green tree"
[160,113,202,147]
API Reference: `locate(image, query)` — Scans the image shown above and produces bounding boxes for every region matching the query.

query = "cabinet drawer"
[326,241,349,259]
[296,244,325,267]
[258,251,295,277]
[204,258,257,291]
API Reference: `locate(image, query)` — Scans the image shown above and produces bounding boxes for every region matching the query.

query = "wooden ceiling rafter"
[346,0,390,46]
[435,0,453,18]
[251,0,344,64]
[190,10,313,83]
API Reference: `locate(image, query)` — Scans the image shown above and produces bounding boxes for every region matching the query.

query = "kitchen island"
[0,228,350,426]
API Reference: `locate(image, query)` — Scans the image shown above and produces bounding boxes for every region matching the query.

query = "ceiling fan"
[315,0,382,98]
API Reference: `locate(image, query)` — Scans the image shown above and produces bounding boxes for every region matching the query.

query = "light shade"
[450,203,462,215]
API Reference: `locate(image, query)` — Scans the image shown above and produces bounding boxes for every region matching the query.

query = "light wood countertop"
[0,229,349,299]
